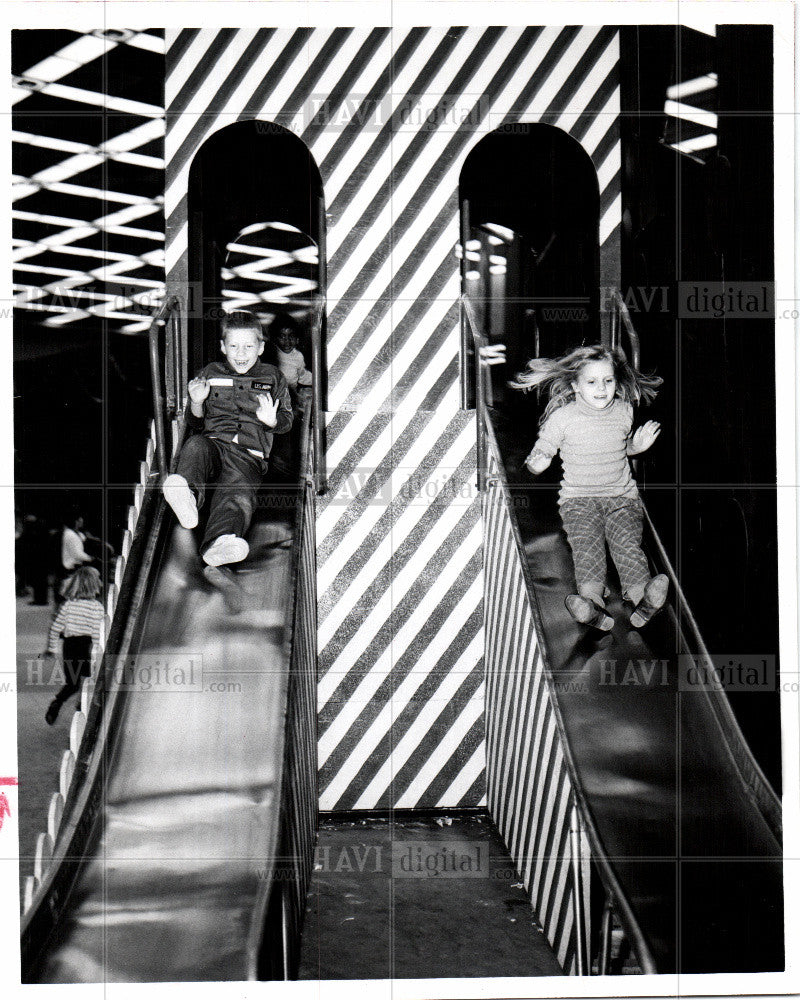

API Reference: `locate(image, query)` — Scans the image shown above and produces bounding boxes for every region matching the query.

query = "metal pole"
[459,199,471,409]
[311,296,326,495]
[280,882,291,981]
[314,196,328,495]
[569,803,588,975]
[463,294,487,492]
[609,295,617,352]
[598,897,613,975]
[148,313,168,478]
[171,302,184,415]
[476,347,486,493]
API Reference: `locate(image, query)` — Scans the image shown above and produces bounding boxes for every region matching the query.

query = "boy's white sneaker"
[202,534,249,567]
[163,474,198,529]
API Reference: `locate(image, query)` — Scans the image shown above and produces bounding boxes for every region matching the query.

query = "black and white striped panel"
[163,26,621,812]
[482,454,588,973]
[317,410,486,810]
[164,25,620,398]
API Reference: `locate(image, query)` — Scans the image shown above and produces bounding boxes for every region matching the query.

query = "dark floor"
[298,813,564,980]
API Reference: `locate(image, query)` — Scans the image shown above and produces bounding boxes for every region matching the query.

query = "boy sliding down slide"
[163,309,293,608]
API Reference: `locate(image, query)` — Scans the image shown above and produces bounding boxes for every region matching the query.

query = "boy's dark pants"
[176,435,265,555]
[53,635,92,707]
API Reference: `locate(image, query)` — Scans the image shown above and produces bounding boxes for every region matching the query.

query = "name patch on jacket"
[250,380,274,391]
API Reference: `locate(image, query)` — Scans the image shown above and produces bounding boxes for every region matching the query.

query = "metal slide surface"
[26,502,297,983]
[489,411,784,974]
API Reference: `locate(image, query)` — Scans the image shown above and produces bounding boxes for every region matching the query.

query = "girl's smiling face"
[572,359,616,409]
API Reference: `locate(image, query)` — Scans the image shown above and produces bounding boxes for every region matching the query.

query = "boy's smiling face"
[220,327,264,374]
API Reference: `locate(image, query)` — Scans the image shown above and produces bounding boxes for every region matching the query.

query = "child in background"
[510,344,668,630]
[269,313,312,477]
[273,315,312,398]
[43,566,104,724]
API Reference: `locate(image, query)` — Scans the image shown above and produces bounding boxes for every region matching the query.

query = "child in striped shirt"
[44,566,104,725]
[511,344,668,631]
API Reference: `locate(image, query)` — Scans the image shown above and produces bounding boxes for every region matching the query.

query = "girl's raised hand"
[629,420,661,455]
[525,449,552,475]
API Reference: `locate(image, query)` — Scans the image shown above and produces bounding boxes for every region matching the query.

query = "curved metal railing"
[610,289,781,841]
[464,291,656,974]
[21,302,320,981]
[467,288,783,974]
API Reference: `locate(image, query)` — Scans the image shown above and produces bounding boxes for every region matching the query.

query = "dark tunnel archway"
[459,124,600,407]
[188,120,325,372]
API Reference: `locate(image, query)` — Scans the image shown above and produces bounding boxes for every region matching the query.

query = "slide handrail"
[23,309,320,980]
[310,293,327,495]
[245,400,318,979]
[462,291,658,974]
[148,294,182,477]
[610,289,640,369]
[611,292,782,839]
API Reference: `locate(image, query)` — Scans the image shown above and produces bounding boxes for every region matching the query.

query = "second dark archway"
[460,124,600,404]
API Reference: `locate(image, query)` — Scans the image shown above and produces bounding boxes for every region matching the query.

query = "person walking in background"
[61,511,93,573]
[43,566,104,725]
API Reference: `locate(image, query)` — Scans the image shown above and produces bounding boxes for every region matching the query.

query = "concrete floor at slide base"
[299,815,564,980]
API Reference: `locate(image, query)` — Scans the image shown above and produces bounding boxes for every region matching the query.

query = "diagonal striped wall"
[164,26,621,811]
[483,448,591,974]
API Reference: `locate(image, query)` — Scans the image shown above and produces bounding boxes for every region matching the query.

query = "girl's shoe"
[630,574,669,628]
[163,474,199,529]
[202,534,249,567]
[565,594,615,631]
[45,698,61,725]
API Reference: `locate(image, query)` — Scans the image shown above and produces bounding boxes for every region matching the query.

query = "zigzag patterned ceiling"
[12,29,166,334]
[661,25,718,163]
[222,222,319,322]
[13,29,326,337]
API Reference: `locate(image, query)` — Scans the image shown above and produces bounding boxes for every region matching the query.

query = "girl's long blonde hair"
[60,566,102,601]
[509,344,662,426]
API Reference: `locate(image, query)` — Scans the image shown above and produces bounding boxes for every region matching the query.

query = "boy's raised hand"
[629,420,661,455]
[188,376,210,403]
[256,392,279,427]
